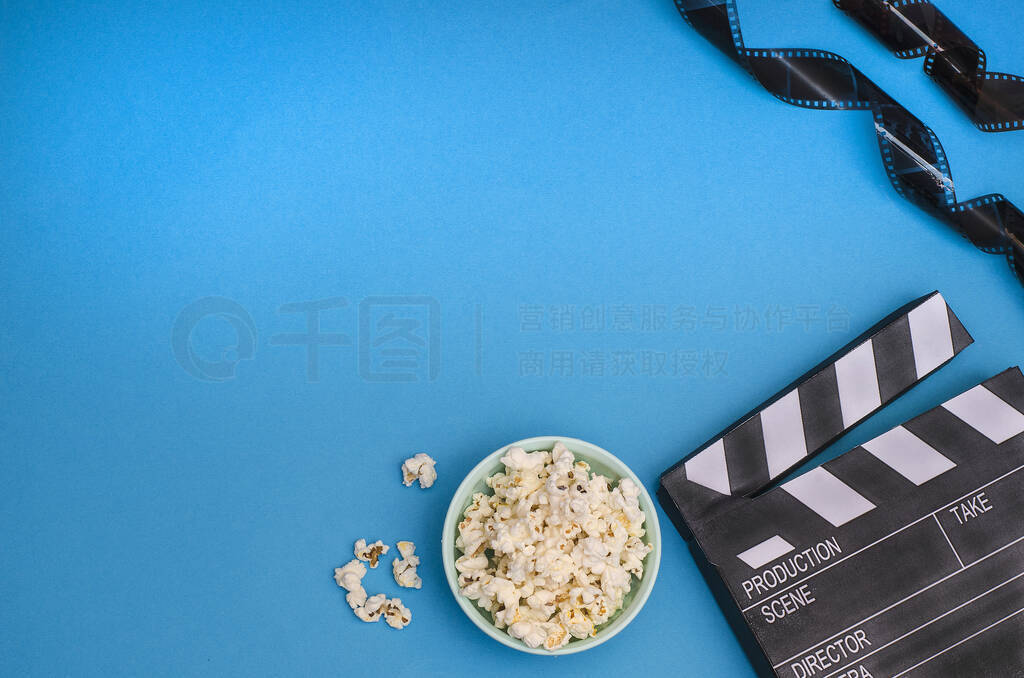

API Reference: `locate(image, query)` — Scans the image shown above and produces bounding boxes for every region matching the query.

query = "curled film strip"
[835,0,1024,132]
[673,0,1024,288]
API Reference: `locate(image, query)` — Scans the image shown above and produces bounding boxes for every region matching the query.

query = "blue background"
[3,0,1023,675]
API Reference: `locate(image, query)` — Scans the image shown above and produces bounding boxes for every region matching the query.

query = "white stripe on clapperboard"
[835,340,882,429]
[943,384,1024,444]
[761,390,808,479]
[736,535,796,570]
[684,438,730,495]
[781,467,876,527]
[683,294,954,496]
[907,293,954,378]
[861,426,957,486]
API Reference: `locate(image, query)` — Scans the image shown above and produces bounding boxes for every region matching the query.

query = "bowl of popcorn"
[442,436,660,655]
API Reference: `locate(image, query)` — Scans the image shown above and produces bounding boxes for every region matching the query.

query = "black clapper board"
[659,291,1024,677]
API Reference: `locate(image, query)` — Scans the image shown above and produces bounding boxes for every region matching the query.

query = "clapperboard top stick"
[659,291,972,541]
[659,292,1024,677]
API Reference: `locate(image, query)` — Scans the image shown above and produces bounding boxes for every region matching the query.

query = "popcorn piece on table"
[383,598,412,629]
[401,453,437,489]
[354,593,387,623]
[334,559,370,610]
[392,540,422,589]
[354,538,389,568]
[345,587,367,610]
[334,559,367,590]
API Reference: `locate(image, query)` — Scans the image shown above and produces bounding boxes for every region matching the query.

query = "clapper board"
[659,292,1024,677]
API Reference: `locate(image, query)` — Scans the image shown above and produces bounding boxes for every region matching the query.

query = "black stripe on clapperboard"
[659,291,972,537]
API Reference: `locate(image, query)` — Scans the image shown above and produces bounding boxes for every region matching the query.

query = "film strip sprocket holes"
[834,0,1024,132]
[672,0,1024,289]
[658,291,972,539]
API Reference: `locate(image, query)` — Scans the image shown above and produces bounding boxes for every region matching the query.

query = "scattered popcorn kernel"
[401,453,437,489]
[345,586,367,610]
[334,559,367,591]
[354,539,389,568]
[392,541,422,589]
[383,598,412,629]
[396,540,416,560]
[354,593,387,623]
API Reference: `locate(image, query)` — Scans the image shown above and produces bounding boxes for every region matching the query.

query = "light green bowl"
[441,436,661,656]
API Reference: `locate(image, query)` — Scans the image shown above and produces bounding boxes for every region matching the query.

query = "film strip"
[659,294,1024,676]
[672,0,1024,289]
[834,0,1024,132]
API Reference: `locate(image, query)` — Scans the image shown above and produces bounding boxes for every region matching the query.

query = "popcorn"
[525,589,556,618]
[354,593,387,623]
[507,619,570,649]
[346,587,368,610]
[500,446,549,471]
[383,598,412,629]
[542,622,570,650]
[338,540,420,627]
[455,553,489,575]
[561,607,595,639]
[354,539,389,568]
[334,559,367,591]
[335,559,370,610]
[482,577,519,611]
[622,535,653,577]
[396,540,416,560]
[455,441,651,650]
[509,621,548,649]
[600,565,632,601]
[392,540,422,589]
[401,453,437,489]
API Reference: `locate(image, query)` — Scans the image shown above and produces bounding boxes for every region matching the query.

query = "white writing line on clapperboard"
[932,514,965,569]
